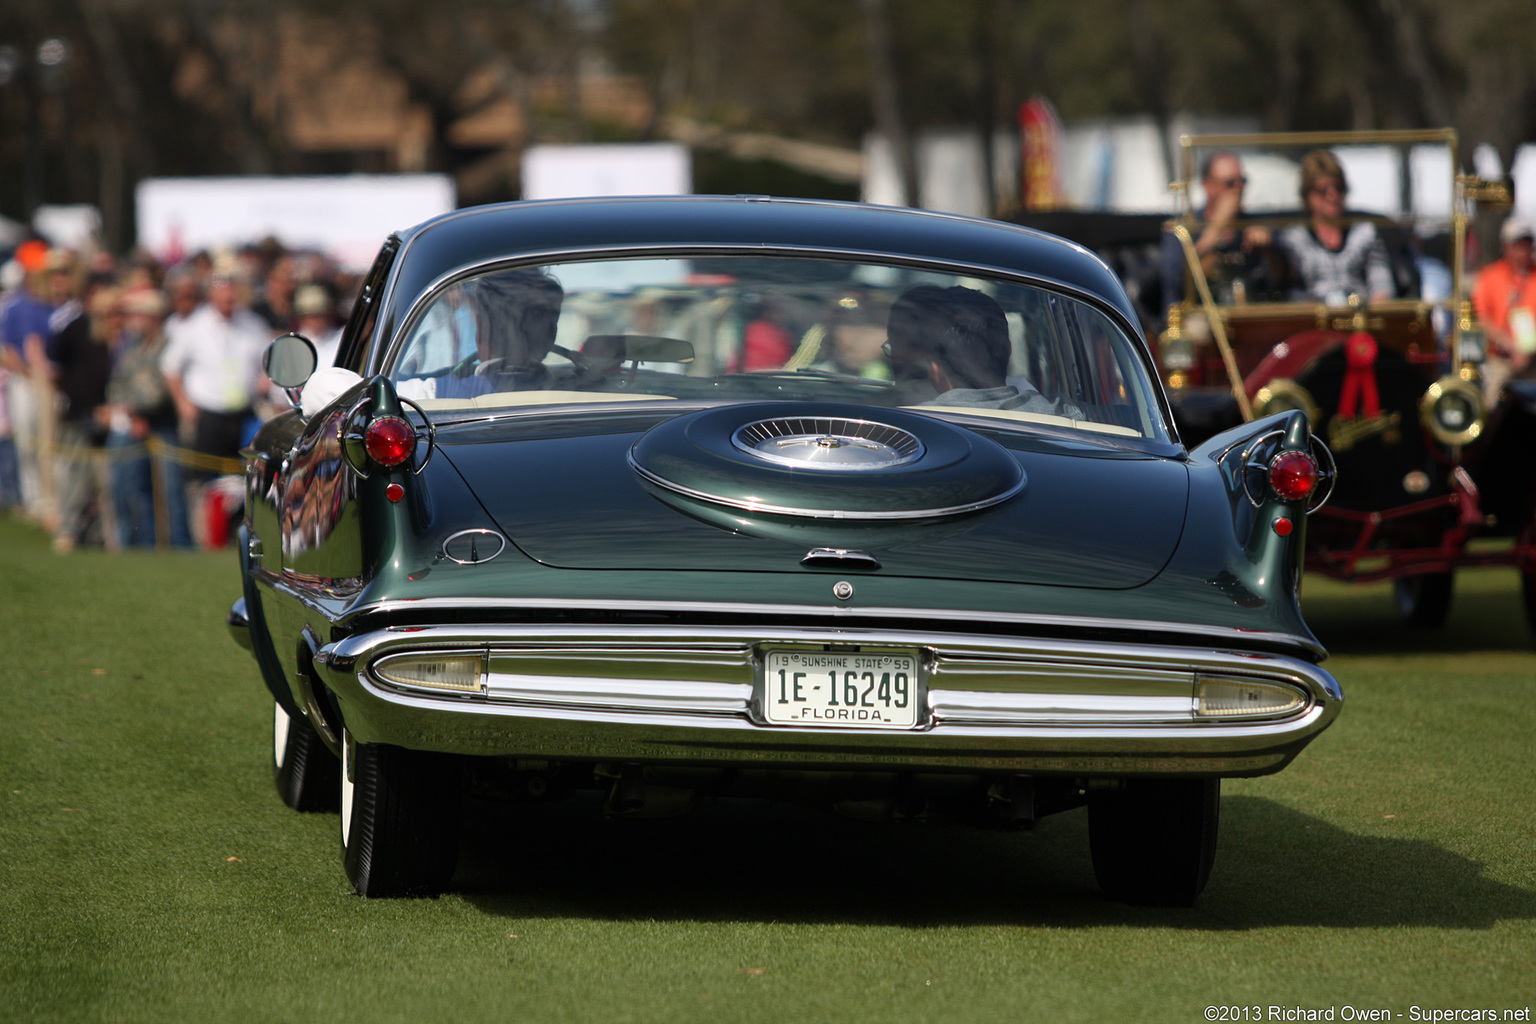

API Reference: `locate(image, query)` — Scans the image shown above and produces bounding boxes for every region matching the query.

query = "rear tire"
[273,701,339,812]
[1394,572,1454,627]
[1089,778,1220,907]
[340,729,460,897]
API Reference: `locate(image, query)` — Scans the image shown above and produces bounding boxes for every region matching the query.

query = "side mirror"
[264,333,319,389]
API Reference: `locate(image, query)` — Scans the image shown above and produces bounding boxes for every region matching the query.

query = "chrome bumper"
[227,597,254,653]
[312,624,1341,777]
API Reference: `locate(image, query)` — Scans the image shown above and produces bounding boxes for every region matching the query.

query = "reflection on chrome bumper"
[227,597,253,652]
[313,624,1341,777]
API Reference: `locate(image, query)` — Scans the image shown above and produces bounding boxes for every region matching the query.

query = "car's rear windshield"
[385,254,1169,442]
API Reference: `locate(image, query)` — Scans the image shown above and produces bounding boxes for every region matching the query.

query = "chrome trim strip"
[483,643,753,715]
[312,623,1340,776]
[331,595,1328,660]
[930,691,1194,724]
[485,677,752,715]
[326,623,1336,698]
[928,658,1195,724]
[397,395,437,473]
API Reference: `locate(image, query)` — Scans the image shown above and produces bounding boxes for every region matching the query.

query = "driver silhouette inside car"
[885,284,1071,415]
[433,268,566,400]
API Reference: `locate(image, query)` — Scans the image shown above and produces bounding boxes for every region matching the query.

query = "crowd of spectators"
[0,235,357,552]
[3,192,1530,555]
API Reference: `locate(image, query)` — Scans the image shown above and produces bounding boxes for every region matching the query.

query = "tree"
[4,0,1534,249]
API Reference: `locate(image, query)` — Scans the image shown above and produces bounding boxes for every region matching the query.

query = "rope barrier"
[5,401,245,549]
[5,366,255,551]
[8,424,245,474]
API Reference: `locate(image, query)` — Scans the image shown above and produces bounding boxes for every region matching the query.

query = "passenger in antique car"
[1471,215,1536,403]
[1152,128,1536,643]
[1159,150,1283,313]
[1276,149,1395,306]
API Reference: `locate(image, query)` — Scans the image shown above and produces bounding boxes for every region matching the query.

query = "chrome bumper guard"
[227,597,254,653]
[313,625,1341,777]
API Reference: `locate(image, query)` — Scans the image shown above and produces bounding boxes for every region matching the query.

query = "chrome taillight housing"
[340,389,435,478]
[1268,450,1319,502]
[1240,429,1335,513]
[364,415,416,467]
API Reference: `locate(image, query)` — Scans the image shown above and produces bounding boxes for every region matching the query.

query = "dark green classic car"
[228,196,1341,905]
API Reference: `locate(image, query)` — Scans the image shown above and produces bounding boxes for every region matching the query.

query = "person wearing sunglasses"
[1161,150,1283,315]
[1470,215,1536,402]
[1277,148,1395,306]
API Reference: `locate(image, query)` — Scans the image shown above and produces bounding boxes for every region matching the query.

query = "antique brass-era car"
[228,196,1340,905]
[1159,129,1536,631]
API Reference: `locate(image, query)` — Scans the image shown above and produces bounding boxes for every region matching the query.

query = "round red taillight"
[1269,451,1318,502]
[364,415,416,468]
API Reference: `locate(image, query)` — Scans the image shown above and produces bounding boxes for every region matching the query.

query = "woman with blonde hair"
[1278,148,1395,305]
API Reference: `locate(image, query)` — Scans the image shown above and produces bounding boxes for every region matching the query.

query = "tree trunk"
[974,0,998,216]
[1128,0,1174,187]
[859,0,918,207]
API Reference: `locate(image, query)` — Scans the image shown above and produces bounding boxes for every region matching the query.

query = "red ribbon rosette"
[1337,332,1380,419]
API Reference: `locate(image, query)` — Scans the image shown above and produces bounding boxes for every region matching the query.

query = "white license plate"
[761,649,922,729]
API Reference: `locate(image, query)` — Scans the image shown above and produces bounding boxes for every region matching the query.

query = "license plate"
[761,649,922,729]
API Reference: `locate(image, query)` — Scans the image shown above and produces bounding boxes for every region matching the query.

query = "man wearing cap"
[1471,215,1536,403]
[159,270,272,477]
[885,283,1082,416]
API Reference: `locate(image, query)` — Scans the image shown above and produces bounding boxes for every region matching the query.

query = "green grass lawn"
[3,515,1534,1023]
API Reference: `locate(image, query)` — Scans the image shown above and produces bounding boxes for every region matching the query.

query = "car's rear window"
[385,255,1168,442]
